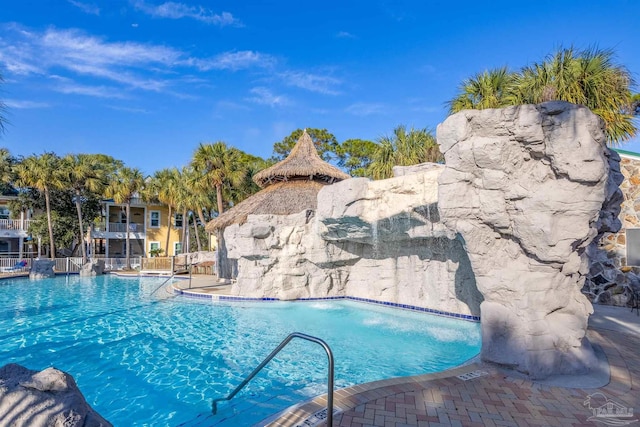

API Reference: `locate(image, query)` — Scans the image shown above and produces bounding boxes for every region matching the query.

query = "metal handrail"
[150,274,175,295]
[211,332,335,426]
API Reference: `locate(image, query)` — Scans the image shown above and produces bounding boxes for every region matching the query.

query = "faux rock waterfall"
[437,101,613,378]
[215,102,619,379]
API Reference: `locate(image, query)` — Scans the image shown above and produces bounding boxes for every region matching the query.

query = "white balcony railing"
[0,219,32,231]
[108,222,143,232]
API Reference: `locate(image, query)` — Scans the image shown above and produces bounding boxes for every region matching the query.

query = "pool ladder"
[211,332,335,426]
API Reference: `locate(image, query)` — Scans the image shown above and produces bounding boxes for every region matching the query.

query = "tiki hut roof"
[205,181,325,231]
[252,129,350,188]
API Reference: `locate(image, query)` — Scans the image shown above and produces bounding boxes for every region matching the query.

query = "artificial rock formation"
[585,152,640,306]
[437,101,611,378]
[80,259,105,277]
[29,260,55,279]
[0,364,111,427]
[225,167,483,316]
[224,101,617,379]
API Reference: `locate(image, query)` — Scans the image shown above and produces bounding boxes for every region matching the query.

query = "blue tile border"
[173,287,480,322]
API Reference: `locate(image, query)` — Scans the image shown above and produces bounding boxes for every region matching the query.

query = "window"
[174,213,183,228]
[150,211,160,228]
[626,228,640,266]
[0,207,9,220]
[149,241,162,257]
[174,242,182,255]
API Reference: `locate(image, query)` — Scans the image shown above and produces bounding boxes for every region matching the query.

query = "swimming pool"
[0,275,481,426]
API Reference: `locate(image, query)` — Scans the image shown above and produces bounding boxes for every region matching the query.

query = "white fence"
[0,257,32,272]
[0,257,141,274]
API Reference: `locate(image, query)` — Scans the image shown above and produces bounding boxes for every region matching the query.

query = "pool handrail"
[211,332,335,426]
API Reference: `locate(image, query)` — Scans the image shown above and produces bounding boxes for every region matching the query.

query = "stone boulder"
[0,363,112,427]
[29,260,55,279]
[437,101,609,378]
[79,259,105,277]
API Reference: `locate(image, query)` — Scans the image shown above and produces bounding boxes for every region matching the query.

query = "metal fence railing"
[54,257,83,273]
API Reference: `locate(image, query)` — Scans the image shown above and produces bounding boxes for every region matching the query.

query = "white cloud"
[247,87,290,107]
[132,1,241,26]
[0,25,274,98]
[279,71,341,95]
[345,102,385,116]
[191,51,276,71]
[54,83,128,99]
[4,99,50,109]
[67,0,100,15]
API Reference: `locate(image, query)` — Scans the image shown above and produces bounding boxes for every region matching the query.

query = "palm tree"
[146,168,181,256]
[0,148,16,191]
[62,154,113,263]
[104,166,145,269]
[448,67,517,113]
[191,142,246,216]
[368,126,443,180]
[449,47,636,144]
[172,167,191,255]
[183,167,218,252]
[14,153,64,259]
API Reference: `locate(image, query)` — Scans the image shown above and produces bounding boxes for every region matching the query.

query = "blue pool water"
[0,275,481,426]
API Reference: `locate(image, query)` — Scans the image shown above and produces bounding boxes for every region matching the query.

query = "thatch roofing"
[253,130,350,188]
[206,130,351,231]
[205,181,325,231]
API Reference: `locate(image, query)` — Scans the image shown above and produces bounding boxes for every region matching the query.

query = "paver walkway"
[268,306,640,427]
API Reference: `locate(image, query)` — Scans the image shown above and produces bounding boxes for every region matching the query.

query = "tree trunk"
[165,204,172,257]
[75,189,87,263]
[197,208,209,250]
[125,201,131,269]
[181,207,187,253]
[216,184,224,215]
[193,211,202,252]
[44,187,55,259]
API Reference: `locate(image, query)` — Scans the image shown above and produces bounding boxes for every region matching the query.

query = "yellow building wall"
[145,205,184,256]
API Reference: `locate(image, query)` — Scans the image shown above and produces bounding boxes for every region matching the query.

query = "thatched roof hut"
[206,130,350,232]
[253,130,350,188]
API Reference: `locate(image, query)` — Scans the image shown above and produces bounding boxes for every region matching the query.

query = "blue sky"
[0,0,639,175]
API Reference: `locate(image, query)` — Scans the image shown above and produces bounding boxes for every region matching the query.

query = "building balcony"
[0,219,32,237]
[91,222,146,239]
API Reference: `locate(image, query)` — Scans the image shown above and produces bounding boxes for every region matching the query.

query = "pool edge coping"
[172,284,481,323]
[261,362,486,427]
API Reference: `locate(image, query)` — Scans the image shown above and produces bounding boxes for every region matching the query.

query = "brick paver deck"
[268,320,639,427]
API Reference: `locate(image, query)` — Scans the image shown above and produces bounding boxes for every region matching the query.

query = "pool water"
[0,275,481,426]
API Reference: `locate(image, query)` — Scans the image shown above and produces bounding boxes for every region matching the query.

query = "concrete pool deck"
[263,305,640,427]
[167,277,640,426]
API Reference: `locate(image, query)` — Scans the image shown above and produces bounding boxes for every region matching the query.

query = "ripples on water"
[0,275,480,426]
